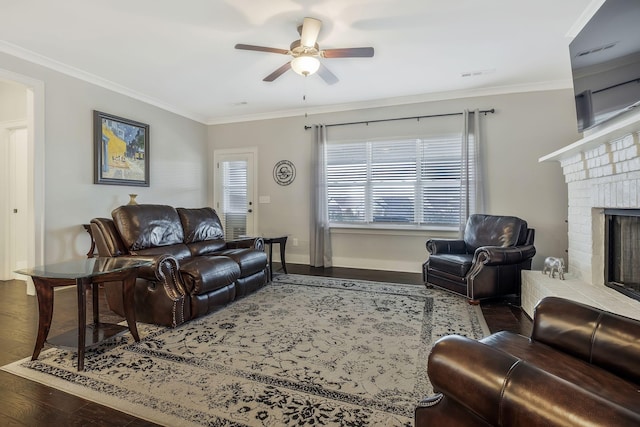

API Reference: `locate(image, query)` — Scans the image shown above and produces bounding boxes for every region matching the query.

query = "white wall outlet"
[292,237,299,246]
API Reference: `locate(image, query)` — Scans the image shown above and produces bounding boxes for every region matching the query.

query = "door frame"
[212,147,259,237]
[0,121,27,280]
[0,70,46,295]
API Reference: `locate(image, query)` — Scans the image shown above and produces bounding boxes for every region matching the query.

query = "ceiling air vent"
[461,69,495,78]
[576,42,617,57]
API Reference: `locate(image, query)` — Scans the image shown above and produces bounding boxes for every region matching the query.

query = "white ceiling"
[0,0,599,124]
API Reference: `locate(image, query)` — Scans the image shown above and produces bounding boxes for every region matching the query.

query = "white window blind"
[326,135,466,228]
[221,160,247,238]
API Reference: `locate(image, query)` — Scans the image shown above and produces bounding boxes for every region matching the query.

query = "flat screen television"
[569,0,640,132]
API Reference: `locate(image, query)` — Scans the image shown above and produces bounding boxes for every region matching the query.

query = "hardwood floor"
[0,265,531,425]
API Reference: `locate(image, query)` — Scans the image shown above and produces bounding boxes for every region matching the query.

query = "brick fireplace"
[522,111,640,321]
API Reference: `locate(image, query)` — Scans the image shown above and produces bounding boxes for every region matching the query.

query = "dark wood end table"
[263,236,288,280]
[82,224,96,258]
[16,257,150,371]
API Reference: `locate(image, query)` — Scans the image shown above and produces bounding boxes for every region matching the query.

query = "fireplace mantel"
[523,109,640,318]
[539,108,640,163]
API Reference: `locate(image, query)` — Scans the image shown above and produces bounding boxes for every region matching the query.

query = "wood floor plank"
[0,266,530,425]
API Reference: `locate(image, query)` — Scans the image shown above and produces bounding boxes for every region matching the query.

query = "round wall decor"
[273,160,296,186]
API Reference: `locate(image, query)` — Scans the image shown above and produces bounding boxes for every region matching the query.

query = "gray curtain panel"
[310,124,332,267]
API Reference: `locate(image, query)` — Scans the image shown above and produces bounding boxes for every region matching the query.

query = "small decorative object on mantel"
[542,256,565,280]
[128,194,138,205]
[273,160,296,186]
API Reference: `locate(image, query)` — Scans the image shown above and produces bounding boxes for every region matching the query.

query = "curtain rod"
[303,108,495,130]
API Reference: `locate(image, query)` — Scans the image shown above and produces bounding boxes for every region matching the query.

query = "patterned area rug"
[2,274,489,426]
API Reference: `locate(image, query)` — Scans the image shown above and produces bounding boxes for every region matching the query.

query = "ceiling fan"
[235,17,374,85]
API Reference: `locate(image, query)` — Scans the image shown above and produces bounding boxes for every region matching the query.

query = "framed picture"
[94,110,149,186]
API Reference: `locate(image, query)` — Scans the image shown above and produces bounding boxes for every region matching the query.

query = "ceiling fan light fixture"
[235,16,374,83]
[291,55,320,76]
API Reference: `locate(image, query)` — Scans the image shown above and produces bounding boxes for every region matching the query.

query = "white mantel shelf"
[539,109,640,163]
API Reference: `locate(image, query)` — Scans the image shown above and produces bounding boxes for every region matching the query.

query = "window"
[221,160,248,238]
[326,135,470,228]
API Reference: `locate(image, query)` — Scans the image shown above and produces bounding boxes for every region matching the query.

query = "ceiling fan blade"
[322,47,374,58]
[263,62,292,82]
[317,63,339,85]
[300,17,322,48]
[235,44,289,55]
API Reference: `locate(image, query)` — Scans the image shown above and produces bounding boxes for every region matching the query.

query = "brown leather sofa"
[90,204,269,327]
[415,297,640,426]
[423,214,536,303]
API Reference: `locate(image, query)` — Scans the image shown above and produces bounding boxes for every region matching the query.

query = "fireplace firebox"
[605,209,640,301]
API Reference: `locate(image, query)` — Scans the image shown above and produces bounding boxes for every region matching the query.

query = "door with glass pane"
[214,150,257,239]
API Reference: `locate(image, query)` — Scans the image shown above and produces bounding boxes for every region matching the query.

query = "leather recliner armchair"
[423,214,536,304]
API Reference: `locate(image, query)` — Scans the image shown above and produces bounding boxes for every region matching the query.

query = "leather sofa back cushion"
[177,207,224,243]
[464,214,528,253]
[532,296,640,385]
[112,204,184,251]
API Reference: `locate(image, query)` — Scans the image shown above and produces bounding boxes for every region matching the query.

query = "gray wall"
[209,90,580,272]
[0,80,27,120]
[0,52,208,263]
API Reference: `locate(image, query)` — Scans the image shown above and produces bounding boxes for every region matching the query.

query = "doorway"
[213,148,258,239]
[0,71,45,295]
[4,126,29,278]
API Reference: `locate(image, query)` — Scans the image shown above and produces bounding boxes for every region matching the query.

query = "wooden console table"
[16,257,150,371]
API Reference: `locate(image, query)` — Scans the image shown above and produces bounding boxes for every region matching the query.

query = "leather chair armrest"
[109,254,185,296]
[114,254,177,281]
[472,244,536,266]
[426,239,466,255]
[226,237,265,252]
[427,335,515,425]
[532,296,640,384]
[426,335,640,427]
[90,218,128,257]
[100,254,188,327]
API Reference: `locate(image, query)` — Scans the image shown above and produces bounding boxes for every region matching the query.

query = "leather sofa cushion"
[113,204,184,251]
[235,271,268,297]
[187,240,227,257]
[191,284,236,318]
[428,253,474,277]
[481,331,640,411]
[215,248,268,277]
[180,256,240,295]
[133,243,192,262]
[177,207,224,243]
[464,214,528,253]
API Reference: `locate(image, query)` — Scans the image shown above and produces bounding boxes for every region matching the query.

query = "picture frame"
[93,110,149,187]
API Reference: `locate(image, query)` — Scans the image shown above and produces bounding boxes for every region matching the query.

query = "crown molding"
[205,79,574,125]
